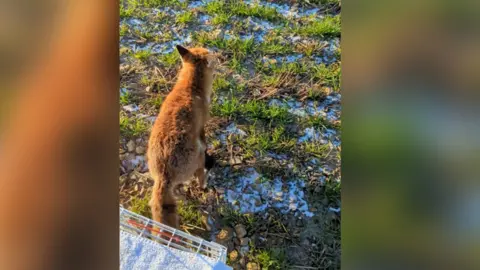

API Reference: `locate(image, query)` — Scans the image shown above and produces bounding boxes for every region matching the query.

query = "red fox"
[147,45,218,228]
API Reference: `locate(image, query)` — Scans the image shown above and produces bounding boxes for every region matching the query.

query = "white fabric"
[120,231,231,270]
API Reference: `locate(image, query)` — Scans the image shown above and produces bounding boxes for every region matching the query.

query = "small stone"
[234,224,247,239]
[145,86,151,92]
[135,146,146,154]
[128,83,140,90]
[233,237,240,246]
[216,187,225,194]
[126,140,136,152]
[239,245,250,256]
[229,250,239,262]
[216,227,234,244]
[240,237,250,246]
[246,262,260,270]
[126,153,136,161]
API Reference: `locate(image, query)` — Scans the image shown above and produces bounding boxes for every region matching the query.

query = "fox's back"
[148,89,194,158]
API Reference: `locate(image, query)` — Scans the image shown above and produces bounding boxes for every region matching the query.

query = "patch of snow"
[187,0,213,8]
[298,127,340,147]
[127,18,144,26]
[137,114,157,123]
[123,104,140,112]
[315,39,341,65]
[218,123,247,143]
[329,207,341,213]
[285,54,303,63]
[267,152,288,160]
[120,88,129,97]
[225,168,314,217]
[198,14,211,24]
[298,127,327,144]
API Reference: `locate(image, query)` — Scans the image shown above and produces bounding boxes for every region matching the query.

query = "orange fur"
[147,45,218,228]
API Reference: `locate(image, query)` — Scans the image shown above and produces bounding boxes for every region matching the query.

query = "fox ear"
[176,45,190,58]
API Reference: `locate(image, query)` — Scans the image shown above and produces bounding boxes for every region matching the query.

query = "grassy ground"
[119,0,341,269]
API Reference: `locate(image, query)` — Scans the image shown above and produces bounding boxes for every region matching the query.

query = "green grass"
[212,97,293,125]
[304,115,339,130]
[133,28,156,41]
[120,0,136,18]
[259,40,294,54]
[212,76,246,94]
[304,141,331,158]
[213,76,230,92]
[212,96,241,117]
[312,63,341,91]
[141,0,187,8]
[178,201,203,228]
[129,196,151,218]
[196,35,255,56]
[148,95,164,109]
[218,205,258,231]
[257,61,306,77]
[176,11,194,24]
[204,1,282,22]
[211,13,230,25]
[294,15,341,37]
[120,24,129,36]
[120,91,132,106]
[253,248,287,270]
[133,49,153,62]
[230,2,280,21]
[120,114,150,138]
[228,53,245,73]
[242,126,296,155]
[157,52,180,67]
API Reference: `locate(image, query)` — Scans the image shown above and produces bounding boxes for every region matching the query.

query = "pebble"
[126,140,136,152]
[216,187,225,194]
[229,250,239,262]
[239,245,249,256]
[246,262,260,270]
[234,224,247,239]
[216,227,234,244]
[135,146,146,154]
[240,237,250,246]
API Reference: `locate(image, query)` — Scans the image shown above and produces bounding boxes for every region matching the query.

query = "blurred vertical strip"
[343,0,480,269]
[0,0,119,269]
